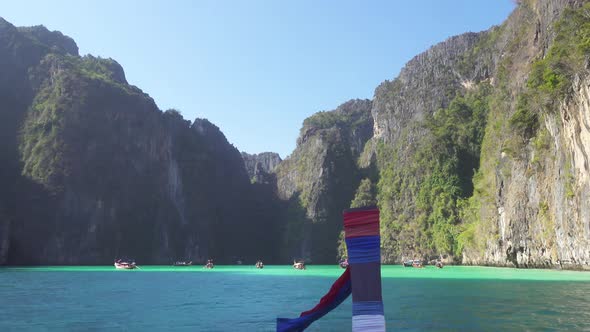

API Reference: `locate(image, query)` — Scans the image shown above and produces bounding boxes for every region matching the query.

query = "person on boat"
[255,260,264,269]
[412,259,423,268]
[293,260,306,270]
[204,259,214,269]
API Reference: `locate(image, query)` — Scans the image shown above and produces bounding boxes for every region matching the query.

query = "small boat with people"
[412,260,423,268]
[403,259,424,268]
[255,260,264,269]
[204,259,214,269]
[114,259,137,269]
[293,260,306,270]
[173,260,193,266]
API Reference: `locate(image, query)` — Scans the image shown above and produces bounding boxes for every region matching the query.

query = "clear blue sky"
[2,1,515,158]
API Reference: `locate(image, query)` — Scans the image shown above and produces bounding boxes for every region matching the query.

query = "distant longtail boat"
[114,259,137,269]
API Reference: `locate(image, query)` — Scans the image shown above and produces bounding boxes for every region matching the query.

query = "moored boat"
[204,259,214,269]
[173,261,192,266]
[293,261,306,270]
[403,260,414,267]
[114,259,137,269]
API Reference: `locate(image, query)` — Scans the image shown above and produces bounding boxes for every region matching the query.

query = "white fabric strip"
[352,314,386,332]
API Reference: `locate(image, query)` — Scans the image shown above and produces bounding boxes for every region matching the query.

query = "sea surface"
[2,265,590,331]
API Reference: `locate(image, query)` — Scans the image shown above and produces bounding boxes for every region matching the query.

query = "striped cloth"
[276,268,351,332]
[276,206,384,331]
[344,206,385,332]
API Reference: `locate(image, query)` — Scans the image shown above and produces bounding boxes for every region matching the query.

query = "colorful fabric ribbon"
[345,207,385,332]
[276,268,351,332]
[276,206,385,331]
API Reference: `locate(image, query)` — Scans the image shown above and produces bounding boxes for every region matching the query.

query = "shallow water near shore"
[2,265,590,331]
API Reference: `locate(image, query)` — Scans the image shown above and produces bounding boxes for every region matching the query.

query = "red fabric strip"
[343,210,379,227]
[344,223,380,238]
[344,209,380,238]
[300,267,351,316]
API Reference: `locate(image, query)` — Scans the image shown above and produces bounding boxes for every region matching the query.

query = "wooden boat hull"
[114,263,137,269]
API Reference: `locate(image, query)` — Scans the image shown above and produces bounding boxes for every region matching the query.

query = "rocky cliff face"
[371,32,487,145]
[274,99,372,262]
[3,0,590,268]
[365,27,500,262]
[0,18,77,264]
[17,25,79,56]
[241,152,282,184]
[459,0,590,270]
[0,18,276,265]
[463,72,590,269]
[275,0,590,268]
[338,0,590,269]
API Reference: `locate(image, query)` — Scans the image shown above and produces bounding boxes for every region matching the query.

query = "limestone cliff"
[274,99,373,262]
[276,0,590,268]
[351,13,512,262]
[241,152,282,184]
[3,0,590,268]
[366,0,590,268]
[0,18,276,265]
[458,0,590,270]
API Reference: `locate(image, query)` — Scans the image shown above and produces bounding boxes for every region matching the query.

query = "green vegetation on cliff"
[275,100,372,263]
[511,3,590,139]
[20,54,151,192]
[529,3,590,99]
[4,1,590,267]
[337,178,377,258]
[377,84,491,260]
[1,19,282,265]
[458,1,590,268]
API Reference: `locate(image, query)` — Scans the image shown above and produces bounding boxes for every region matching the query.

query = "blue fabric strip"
[352,301,384,316]
[276,273,352,331]
[345,236,380,264]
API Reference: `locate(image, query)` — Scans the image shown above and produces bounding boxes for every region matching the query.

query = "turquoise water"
[2,265,590,331]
